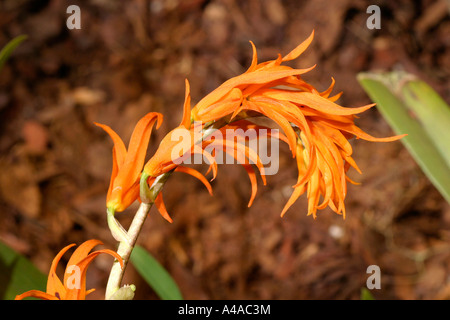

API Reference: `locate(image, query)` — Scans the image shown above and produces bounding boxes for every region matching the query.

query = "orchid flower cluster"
[16,31,403,300]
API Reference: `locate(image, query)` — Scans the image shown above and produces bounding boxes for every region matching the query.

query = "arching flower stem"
[105,116,240,299]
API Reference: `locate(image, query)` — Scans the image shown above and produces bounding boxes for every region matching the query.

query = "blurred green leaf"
[360,288,375,300]
[401,79,450,167]
[0,240,47,300]
[358,71,450,203]
[130,245,183,300]
[0,35,27,72]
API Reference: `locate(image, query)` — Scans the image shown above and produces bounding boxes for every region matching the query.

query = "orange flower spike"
[145,30,405,220]
[15,240,123,300]
[188,31,405,218]
[95,112,163,212]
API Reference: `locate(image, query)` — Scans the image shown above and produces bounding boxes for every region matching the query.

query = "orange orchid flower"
[156,30,404,218]
[139,80,212,223]
[135,81,215,223]
[95,112,163,213]
[144,79,194,178]
[15,240,123,300]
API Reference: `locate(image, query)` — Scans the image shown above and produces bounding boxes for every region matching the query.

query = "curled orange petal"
[155,192,173,223]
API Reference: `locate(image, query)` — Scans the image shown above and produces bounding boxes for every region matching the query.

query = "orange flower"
[184,30,404,217]
[144,79,194,178]
[15,240,123,300]
[135,31,405,220]
[137,82,215,223]
[95,112,163,212]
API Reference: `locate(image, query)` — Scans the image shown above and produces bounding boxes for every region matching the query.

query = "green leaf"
[0,240,47,300]
[130,245,183,300]
[360,288,375,300]
[0,35,27,72]
[358,71,450,203]
[401,79,450,167]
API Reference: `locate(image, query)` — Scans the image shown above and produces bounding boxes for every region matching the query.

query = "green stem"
[105,173,170,299]
[107,208,131,244]
[105,202,148,299]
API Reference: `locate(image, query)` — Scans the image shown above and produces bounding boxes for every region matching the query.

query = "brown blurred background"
[0,0,449,300]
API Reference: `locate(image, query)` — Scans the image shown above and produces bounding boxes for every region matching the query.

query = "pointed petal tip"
[180,79,192,128]
[282,30,315,62]
[161,213,173,224]
[156,113,164,129]
[93,122,109,130]
[154,193,174,223]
